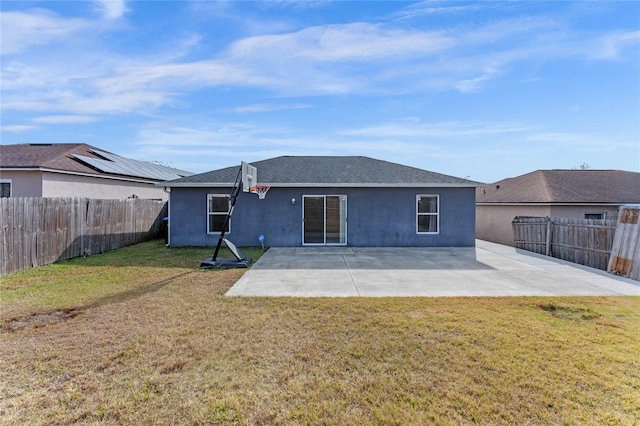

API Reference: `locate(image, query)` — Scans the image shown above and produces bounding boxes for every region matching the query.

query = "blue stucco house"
[161,156,480,247]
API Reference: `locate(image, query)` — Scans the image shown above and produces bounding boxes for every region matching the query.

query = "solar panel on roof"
[71,151,192,181]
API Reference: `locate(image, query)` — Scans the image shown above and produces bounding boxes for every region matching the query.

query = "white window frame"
[0,179,11,198]
[207,194,230,234]
[416,194,440,234]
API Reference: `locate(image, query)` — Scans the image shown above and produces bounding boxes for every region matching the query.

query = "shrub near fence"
[512,216,617,271]
[0,197,167,275]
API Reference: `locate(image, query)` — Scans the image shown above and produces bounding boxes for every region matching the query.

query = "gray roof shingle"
[163,156,481,187]
[477,169,640,204]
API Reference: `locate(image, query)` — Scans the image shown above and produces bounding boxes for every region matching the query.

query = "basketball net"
[250,185,270,200]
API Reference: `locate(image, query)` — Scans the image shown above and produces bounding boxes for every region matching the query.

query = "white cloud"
[0,62,63,90]
[591,30,640,59]
[227,103,313,113]
[229,23,453,63]
[340,120,530,139]
[1,125,38,133]
[0,9,89,55]
[94,0,128,20]
[32,115,98,124]
[1,90,173,115]
[92,61,277,94]
[455,66,503,93]
[2,6,638,119]
[391,1,486,21]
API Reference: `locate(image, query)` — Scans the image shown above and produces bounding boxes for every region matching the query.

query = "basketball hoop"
[250,185,270,200]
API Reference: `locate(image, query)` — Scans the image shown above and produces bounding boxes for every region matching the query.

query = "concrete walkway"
[226,240,640,297]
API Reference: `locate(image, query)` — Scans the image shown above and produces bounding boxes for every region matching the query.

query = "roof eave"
[160,182,481,188]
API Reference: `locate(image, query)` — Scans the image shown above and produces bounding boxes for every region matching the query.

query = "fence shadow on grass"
[1,270,196,330]
[79,271,194,312]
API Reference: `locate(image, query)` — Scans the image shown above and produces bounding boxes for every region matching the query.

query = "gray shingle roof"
[163,156,482,187]
[1,143,193,182]
[477,169,640,204]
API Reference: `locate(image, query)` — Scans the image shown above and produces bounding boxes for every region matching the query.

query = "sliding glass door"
[303,195,347,245]
[303,196,325,244]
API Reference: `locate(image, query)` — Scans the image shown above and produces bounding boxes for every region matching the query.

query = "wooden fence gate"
[1,197,167,275]
[512,216,617,271]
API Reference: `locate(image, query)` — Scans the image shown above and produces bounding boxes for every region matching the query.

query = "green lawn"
[1,240,639,425]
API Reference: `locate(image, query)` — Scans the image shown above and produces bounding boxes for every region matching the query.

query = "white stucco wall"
[1,170,168,200]
[0,170,43,197]
[42,172,168,200]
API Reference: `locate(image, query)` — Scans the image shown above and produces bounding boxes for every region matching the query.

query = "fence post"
[545,218,552,256]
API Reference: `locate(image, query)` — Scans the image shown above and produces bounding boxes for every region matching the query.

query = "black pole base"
[200,257,253,269]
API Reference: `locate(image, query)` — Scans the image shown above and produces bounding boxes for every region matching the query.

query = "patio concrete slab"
[225,240,640,297]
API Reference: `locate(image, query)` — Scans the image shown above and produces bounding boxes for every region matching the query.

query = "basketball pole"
[212,165,243,261]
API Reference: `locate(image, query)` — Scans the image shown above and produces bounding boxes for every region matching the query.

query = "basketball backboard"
[241,161,257,192]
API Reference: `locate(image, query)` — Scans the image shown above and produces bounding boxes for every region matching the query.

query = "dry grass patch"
[1,240,639,425]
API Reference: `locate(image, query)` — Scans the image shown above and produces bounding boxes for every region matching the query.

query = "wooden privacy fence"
[512,216,617,271]
[1,197,167,275]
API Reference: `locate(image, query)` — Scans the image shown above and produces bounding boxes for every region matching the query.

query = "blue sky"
[1,1,639,183]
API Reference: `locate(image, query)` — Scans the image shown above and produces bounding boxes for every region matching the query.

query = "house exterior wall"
[548,205,621,220]
[0,170,43,197]
[41,172,168,200]
[476,205,551,246]
[476,204,622,247]
[1,170,169,200]
[168,186,476,247]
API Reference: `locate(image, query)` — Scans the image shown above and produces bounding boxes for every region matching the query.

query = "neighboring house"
[161,156,481,247]
[476,169,640,246]
[0,143,192,200]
